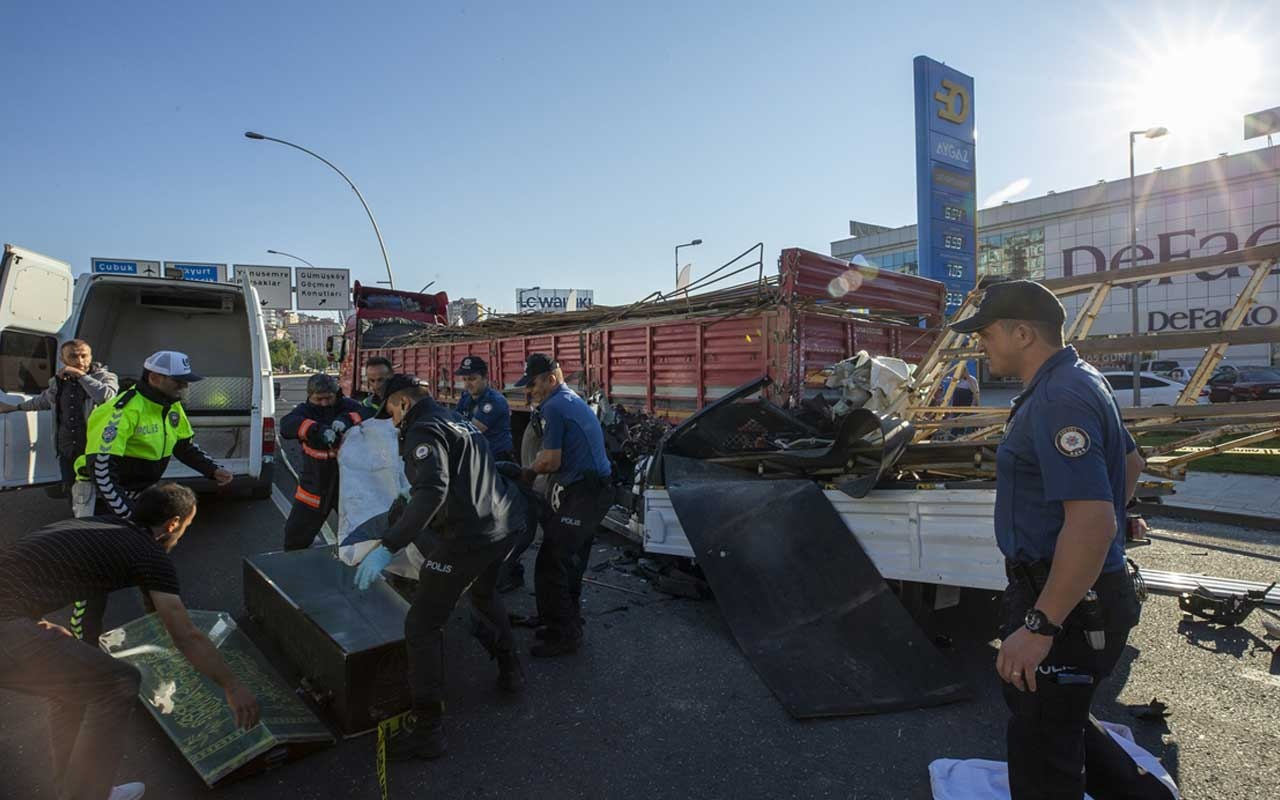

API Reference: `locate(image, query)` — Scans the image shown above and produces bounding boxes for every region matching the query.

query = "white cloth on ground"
[928,721,1179,800]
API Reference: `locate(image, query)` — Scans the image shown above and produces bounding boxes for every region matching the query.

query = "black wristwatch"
[1024,608,1062,637]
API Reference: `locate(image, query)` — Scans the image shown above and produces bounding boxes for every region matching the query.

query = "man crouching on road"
[354,374,528,761]
[0,483,259,800]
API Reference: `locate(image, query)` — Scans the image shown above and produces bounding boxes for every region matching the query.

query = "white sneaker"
[109,783,146,800]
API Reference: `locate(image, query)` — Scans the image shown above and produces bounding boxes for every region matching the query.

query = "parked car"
[1140,359,1194,378]
[1100,371,1206,406]
[1207,366,1280,403]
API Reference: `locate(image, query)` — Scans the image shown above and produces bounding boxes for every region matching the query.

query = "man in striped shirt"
[0,483,258,800]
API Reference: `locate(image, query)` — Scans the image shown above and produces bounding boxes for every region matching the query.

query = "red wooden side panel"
[778,248,946,325]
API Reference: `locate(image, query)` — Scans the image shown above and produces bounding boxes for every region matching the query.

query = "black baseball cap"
[454,355,488,376]
[948,280,1066,334]
[375,373,426,418]
[514,353,558,388]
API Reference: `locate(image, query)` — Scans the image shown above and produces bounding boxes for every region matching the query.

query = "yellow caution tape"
[376,711,411,800]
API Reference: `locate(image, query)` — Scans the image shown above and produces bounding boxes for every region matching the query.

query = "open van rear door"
[0,244,74,488]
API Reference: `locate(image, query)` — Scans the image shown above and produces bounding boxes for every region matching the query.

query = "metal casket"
[243,548,412,735]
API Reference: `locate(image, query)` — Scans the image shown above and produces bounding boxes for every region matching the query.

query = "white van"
[0,244,275,497]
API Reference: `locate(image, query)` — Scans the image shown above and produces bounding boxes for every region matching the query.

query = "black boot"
[388,714,447,761]
[497,649,527,693]
[531,634,582,658]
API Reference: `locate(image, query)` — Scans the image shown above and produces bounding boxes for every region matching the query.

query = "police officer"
[279,373,369,550]
[952,282,1160,800]
[514,354,612,657]
[353,374,527,761]
[75,350,232,520]
[361,356,394,416]
[71,350,232,643]
[453,356,514,461]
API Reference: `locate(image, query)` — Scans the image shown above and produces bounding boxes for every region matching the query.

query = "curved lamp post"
[245,131,395,289]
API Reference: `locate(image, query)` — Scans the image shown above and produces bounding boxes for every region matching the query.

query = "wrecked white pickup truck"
[604,376,1006,602]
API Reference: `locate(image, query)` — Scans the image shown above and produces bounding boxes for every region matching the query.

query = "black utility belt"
[556,474,610,493]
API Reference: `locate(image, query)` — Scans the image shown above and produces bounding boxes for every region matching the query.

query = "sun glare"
[1127,35,1261,141]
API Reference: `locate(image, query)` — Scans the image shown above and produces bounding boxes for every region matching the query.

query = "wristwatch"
[1024,608,1062,637]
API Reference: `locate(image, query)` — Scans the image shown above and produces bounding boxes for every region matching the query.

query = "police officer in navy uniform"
[353,374,527,761]
[514,354,613,657]
[952,282,1169,800]
[453,356,514,462]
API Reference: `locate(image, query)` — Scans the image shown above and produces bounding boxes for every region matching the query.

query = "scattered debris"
[1261,611,1280,640]
[582,577,650,598]
[1178,582,1278,626]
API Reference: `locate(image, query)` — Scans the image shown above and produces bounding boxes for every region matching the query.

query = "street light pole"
[245,131,396,289]
[1128,126,1168,407]
[266,248,314,267]
[675,239,703,290]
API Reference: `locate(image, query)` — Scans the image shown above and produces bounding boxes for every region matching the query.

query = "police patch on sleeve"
[102,426,118,444]
[413,443,431,460]
[482,402,493,414]
[1055,427,1090,457]
[169,411,180,427]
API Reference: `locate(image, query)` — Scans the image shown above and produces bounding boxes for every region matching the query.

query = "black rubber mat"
[665,455,970,717]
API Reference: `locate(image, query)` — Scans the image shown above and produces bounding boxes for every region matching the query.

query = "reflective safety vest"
[75,386,194,472]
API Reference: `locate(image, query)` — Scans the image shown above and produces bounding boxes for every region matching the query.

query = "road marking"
[272,442,338,545]
[1240,669,1280,689]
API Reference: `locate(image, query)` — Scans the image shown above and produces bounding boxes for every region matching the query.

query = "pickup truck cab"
[0,244,275,496]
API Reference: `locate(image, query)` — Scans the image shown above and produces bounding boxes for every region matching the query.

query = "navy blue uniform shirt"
[995,346,1137,574]
[539,384,611,485]
[456,385,514,456]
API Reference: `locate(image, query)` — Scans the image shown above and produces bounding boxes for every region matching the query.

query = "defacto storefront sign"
[913,55,977,313]
[515,288,594,313]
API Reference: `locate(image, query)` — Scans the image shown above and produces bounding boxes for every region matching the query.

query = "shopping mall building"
[831,144,1280,373]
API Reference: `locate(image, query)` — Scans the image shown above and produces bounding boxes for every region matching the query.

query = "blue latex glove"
[354,545,393,591]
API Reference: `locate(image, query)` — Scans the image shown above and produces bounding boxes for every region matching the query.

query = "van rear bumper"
[174,463,274,496]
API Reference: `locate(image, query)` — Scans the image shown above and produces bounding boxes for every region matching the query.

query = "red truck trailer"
[332,248,945,428]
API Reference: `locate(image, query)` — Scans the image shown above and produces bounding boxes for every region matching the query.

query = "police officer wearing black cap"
[453,356,515,462]
[952,281,1163,799]
[514,353,612,657]
[353,374,527,761]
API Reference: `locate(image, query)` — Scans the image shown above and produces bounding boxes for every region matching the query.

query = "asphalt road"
[1,375,1276,798]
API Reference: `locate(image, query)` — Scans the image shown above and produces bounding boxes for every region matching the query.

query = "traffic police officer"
[453,355,515,461]
[75,350,233,520]
[279,373,369,550]
[514,353,612,657]
[353,374,527,761]
[951,282,1162,800]
[71,350,232,643]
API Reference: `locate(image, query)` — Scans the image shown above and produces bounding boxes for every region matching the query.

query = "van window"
[0,330,56,394]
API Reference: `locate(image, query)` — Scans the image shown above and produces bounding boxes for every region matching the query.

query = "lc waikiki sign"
[913,55,977,314]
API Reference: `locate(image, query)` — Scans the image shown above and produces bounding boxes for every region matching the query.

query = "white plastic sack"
[335,418,423,579]
[928,721,1179,800]
[826,350,915,415]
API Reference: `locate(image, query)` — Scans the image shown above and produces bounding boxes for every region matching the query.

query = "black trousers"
[403,536,514,719]
[534,477,612,640]
[1001,571,1169,800]
[0,616,142,800]
[283,479,338,551]
[498,481,543,585]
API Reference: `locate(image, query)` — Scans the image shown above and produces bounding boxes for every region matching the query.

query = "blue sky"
[2,1,1277,311]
